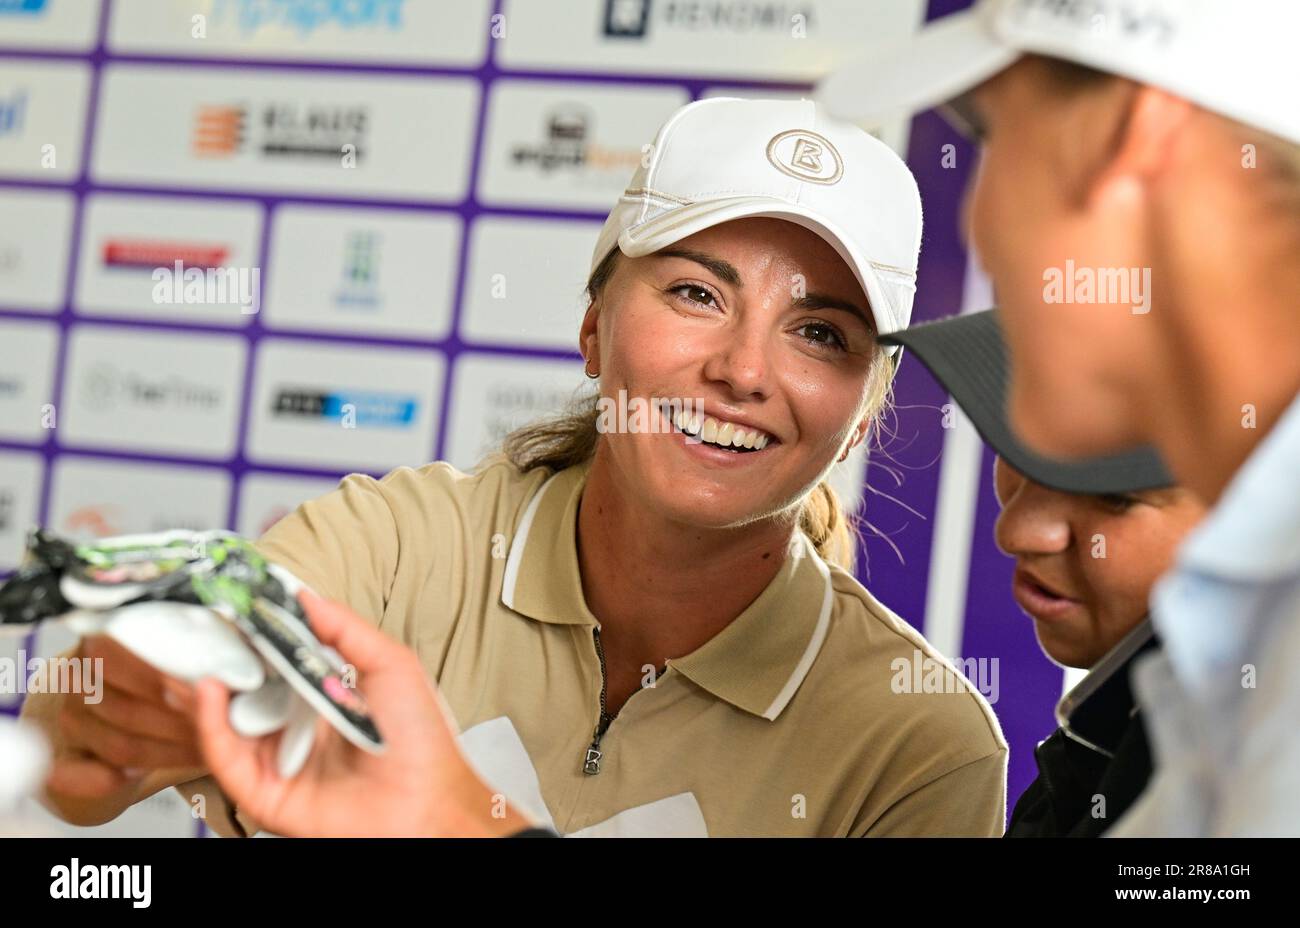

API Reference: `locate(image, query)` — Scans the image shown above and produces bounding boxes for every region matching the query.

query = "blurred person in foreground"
[819,0,1300,835]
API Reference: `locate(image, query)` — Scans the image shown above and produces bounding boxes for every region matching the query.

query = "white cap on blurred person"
[592,98,923,353]
[815,0,1300,147]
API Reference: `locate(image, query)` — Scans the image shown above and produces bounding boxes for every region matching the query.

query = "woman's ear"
[579,299,601,368]
[839,416,870,461]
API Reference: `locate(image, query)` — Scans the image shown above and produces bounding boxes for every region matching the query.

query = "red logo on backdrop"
[102,240,231,271]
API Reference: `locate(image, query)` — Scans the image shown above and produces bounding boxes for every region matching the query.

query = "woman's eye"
[668,284,717,308]
[796,322,847,351]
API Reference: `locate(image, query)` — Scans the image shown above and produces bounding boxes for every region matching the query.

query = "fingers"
[83,684,198,744]
[58,702,204,770]
[296,589,399,675]
[44,754,137,800]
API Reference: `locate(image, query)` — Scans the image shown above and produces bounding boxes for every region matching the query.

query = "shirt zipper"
[583,627,670,776]
[583,627,612,775]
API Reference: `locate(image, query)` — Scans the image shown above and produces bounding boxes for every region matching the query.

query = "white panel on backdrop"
[0,59,90,182]
[60,326,247,459]
[37,456,232,660]
[478,80,689,211]
[0,187,74,312]
[235,471,341,539]
[92,65,479,203]
[109,0,491,67]
[461,216,601,350]
[46,455,233,541]
[0,448,42,572]
[702,86,912,159]
[264,204,459,341]
[246,338,443,472]
[0,317,58,442]
[0,0,101,51]
[499,0,927,80]
[75,193,264,326]
[445,353,587,472]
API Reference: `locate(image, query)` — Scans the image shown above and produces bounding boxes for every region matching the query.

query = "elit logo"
[50,858,151,909]
[766,130,843,185]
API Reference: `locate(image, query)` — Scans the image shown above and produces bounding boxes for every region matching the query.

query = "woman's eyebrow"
[654,248,743,287]
[794,293,874,331]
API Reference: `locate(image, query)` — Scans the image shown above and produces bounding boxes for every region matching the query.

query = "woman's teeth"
[670,409,771,451]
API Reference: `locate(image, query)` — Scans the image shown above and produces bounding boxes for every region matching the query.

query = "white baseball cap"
[592,97,923,353]
[816,0,1300,147]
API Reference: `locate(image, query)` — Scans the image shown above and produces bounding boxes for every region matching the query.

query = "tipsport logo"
[211,0,407,36]
[0,0,49,15]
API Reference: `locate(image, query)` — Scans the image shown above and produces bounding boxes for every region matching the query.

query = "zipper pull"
[583,742,603,776]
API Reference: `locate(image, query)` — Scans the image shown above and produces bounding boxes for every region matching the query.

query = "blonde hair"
[497,247,895,571]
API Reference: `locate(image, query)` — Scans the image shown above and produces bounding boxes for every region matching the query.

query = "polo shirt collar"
[500,461,835,721]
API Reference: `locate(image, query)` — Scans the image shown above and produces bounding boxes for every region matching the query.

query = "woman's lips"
[1011,567,1084,622]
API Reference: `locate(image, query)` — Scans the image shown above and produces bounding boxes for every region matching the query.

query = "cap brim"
[618,196,910,355]
[879,309,1174,495]
[814,9,1019,127]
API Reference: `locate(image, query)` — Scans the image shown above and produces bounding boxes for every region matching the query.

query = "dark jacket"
[1005,623,1158,837]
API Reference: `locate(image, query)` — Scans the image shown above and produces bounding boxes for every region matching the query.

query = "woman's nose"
[701,322,771,401]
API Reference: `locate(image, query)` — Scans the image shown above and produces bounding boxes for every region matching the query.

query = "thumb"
[194,678,275,813]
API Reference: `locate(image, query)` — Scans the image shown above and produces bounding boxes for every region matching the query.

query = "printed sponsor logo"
[510,105,641,175]
[102,238,231,271]
[80,363,223,413]
[604,0,815,38]
[0,88,27,137]
[192,104,246,157]
[212,0,406,36]
[605,0,652,36]
[335,229,381,309]
[766,129,843,185]
[1007,0,1176,44]
[193,101,368,163]
[61,504,212,538]
[0,0,49,15]
[271,387,417,428]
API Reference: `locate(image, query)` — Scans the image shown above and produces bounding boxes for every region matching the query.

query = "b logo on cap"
[766,130,843,185]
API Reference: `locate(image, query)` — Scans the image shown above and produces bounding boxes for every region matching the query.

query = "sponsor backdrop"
[0,0,1065,836]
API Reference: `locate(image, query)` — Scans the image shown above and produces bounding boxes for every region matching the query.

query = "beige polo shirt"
[180,456,1006,837]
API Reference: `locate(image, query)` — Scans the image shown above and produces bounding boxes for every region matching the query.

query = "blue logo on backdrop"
[0,0,49,15]
[0,89,27,138]
[212,0,406,36]
[273,388,416,428]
